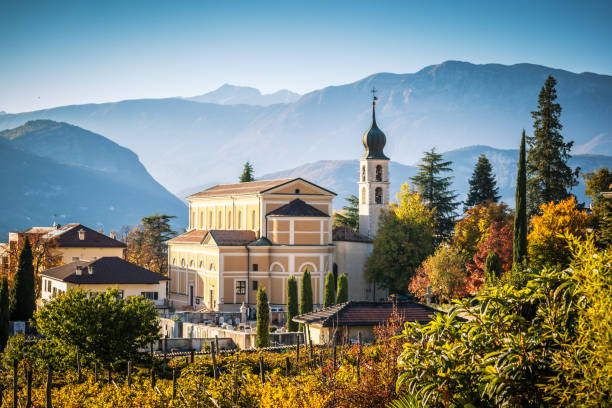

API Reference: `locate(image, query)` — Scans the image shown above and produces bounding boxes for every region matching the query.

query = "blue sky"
[1,0,611,112]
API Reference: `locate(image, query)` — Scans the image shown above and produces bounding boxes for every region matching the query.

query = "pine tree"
[323,271,335,308]
[10,237,36,322]
[464,154,500,211]
[0,277,9,351]
[239,161,255,183]
[527,75,578,215]
[332,195,359,230]
[410,148,459,240]
[484,251,501,283]
[513,131,528,269]
[336,274,348,303]
[286,276,299,332]
[582,168,612,248]
[255,287,270,348]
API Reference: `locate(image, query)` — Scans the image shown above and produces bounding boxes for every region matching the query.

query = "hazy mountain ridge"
[0,61,610,193]
[0,120,187,237]
[187,84,300,106]
[258,146,612,209]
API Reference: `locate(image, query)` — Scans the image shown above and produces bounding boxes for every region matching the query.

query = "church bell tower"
[358,89,390,239]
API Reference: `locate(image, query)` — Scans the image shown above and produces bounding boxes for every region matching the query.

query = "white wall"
[334,240,381,301]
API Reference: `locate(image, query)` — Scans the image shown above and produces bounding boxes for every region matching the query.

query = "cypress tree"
[239,161,255,183]
[464,154,500,211]
[286,276,299,332]
[336,274,348,303]
[10,237,36,321]
[323,271,335,308]
[513,131,528,269]
[485,251,501,283]
[300,269,313,314]
[410,148,459,241]
[255,287,270,348]
[527,75,578,215]
[0,277,9,351]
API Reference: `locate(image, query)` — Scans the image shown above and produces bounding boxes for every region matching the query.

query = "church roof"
[207,230,257,246]
[166,229,208,244]
[187,179,294,198]
[332,226,372,243]
[267,199,329,217]
[362,103,389,160]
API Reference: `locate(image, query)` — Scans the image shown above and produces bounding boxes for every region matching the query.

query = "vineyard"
[0,320,405,408]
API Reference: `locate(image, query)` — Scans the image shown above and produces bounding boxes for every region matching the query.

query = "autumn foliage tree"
[528,197,591,270]
[417,244,468,302]
[123,214,176,275]
[466,222,513,293]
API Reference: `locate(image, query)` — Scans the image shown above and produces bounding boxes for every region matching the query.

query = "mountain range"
[256,146,612,209]
[1,61,610,194]
[0,120,186,238]
[186,84,300,106]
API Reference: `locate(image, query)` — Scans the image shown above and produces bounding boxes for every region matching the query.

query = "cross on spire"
[371,87,378,106]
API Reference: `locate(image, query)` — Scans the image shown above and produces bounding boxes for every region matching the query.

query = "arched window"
[251,211,256,230]
[361,187,366,203]
[376,165,383,182]
[238,211,242,229]
[181,258,185,267]
[375,187,383,204]
[172,258,176,265]
[361,166,366,182]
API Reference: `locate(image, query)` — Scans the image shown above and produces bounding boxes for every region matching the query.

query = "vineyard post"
[25,365,32,408]
[319,354,324,377]
[309,339,313,360]
[232,363,238,403]
[356,331,361,383]
[190,350,195,364]
[185,356,189,365]
[107,366,112,384]
[215,335,220,355]
[76,346,82,383]
[285,356,290,377]
[45,367,52,408]
[211,342,219,380]
[151,366,156,389]
[333,336,337,369]
[94,362,99,382]
[296,334,300,362]
[259,356,265,384]
[127,360,132,387]
[172,366,177,399]
[12,359,17,408]
[163,337,168,373]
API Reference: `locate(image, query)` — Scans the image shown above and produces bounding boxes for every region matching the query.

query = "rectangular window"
[236,281,246,295]
[252,264,258,272]
[141,292,159,300]
[252,280,258,291]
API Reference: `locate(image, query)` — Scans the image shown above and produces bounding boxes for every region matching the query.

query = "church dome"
[362,105,389,160]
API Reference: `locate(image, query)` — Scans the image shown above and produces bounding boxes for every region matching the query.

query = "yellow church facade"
[167,178,335,311]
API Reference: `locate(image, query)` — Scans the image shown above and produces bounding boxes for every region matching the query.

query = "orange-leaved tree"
[466,222,513,293]
[527,197,591,270]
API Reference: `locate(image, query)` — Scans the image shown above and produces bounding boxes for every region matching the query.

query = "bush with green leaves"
[35,289,159,368]
[395,235,611,408]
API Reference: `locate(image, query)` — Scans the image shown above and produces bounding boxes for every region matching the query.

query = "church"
[167,94,390,311]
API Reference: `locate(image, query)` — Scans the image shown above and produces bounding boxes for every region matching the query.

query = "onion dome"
[362,97,389,160]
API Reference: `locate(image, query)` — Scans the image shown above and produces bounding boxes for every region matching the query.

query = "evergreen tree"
[336,274,348,303]
[410,148,459,240]
[527,75,578,215]
[125,214,177,275]
[255,287,270,348]
[513,131,528,269]
[10,237,36,322]
[239,161,255,183]
[464,154,500,211]
[0,277,9,351]
[582,168,612,248]
[484,251,501,283]
[300,269,313,316]
[332,194,359,230]
[323,271,335,307]
[286,276,299,332]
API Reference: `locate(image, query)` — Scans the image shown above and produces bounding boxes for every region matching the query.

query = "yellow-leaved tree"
[527,197,591,270]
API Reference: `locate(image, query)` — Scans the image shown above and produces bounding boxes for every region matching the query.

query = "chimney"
[109,231,116,240]
[78,229,85,240]
[75,265,83,276]
[88,265,94,275]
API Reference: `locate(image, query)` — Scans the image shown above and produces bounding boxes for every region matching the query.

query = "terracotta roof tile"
[188,179,294,198]
[41,257,168,285]
[293,301,436,327]
[166,229,208,244]
[208,230,257,246]
[267,199,329,217]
